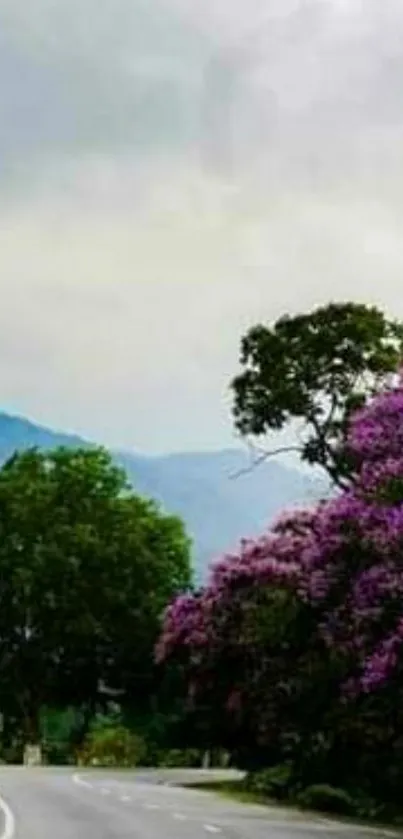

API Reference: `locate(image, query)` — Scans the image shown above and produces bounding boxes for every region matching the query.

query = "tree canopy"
[157,375,403,803]
[0,446,191,744]
[231,302,403,485]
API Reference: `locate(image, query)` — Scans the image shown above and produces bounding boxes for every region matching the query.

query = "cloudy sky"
[1,0,403,452]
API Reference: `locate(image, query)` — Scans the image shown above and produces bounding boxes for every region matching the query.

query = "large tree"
[0,446,191,748]
[156,512,333,770]
[231,302,403,486]
[158,376,403,802]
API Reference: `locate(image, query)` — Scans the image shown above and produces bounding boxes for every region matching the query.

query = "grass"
[185,779,403,835]
[185,779,275,806]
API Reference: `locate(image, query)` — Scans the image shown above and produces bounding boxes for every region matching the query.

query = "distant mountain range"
[0,412,326,579]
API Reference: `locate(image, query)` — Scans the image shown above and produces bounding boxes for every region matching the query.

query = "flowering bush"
[157,378,403,788]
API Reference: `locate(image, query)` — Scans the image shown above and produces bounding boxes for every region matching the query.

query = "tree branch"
[229,444,302,480]
[308,414,349,490]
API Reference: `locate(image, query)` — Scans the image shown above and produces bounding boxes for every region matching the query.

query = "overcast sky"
[1,0,403,452]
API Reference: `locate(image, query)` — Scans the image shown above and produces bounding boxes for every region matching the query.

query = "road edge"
[0,793,15,839]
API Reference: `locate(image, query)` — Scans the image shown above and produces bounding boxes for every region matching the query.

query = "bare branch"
[229,444,302,480]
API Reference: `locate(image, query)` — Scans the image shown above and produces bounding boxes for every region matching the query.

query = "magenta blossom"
[157,378,403,702]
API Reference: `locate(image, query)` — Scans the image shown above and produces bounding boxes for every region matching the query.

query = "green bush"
[246,764,293,801]
[42,741,74,766]
[40,706,82,765]
[296,784,355,816]
[157,748,202,768]
[80,725,146,768]
[2,742,23,765]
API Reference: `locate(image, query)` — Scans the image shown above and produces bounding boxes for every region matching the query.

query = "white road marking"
[72,773,93,790]
[0,794,15,839]
[70,774,401,837]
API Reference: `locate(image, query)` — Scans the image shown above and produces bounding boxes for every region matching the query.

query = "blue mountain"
[0,413,324,579]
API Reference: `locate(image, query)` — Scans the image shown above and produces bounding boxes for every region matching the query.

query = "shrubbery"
[157,376,403,822]
[296,784,355,816]
[79,722,146,768]
[42,741,74,766]
[156,748,202,768]
[245,764,293,801]
[1,744,23,765]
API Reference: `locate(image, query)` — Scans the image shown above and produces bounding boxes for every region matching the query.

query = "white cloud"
[1,0,403,451]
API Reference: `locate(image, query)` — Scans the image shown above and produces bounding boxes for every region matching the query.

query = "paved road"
[0,767,399,839]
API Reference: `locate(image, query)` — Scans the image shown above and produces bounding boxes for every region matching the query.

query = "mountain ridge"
[0,411,325,578]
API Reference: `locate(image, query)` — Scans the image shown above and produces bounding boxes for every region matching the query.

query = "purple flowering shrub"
[157,379,403,780]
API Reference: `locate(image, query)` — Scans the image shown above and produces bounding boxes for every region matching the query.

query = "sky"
[1,0,403,452]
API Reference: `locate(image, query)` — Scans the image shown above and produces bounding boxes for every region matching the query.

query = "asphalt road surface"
[0,767,400,839]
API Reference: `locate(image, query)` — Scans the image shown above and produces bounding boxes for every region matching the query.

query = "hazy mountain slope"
[0,413,86,461]
[0,412,325,578]
[119,449,324,578]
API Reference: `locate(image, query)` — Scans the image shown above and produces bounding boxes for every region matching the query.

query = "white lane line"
[204,826,221,834]
[120,795,132,803]
[144,803,161,811]
[72,773,93,790]
[100,788,111,796]
[0,794,15,839]
[173,813,187,821]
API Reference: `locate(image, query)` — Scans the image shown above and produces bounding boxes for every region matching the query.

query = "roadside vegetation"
[2,301,403,828]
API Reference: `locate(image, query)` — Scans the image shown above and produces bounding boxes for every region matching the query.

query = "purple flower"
[157,379,403,701]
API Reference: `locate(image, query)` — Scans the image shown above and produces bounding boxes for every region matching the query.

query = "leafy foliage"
[157,375,403,808]
[40,707,82,765]
[0,412,317,583]
[0,446,191,746]
[80,720,146,767]
[231,302,403,485]
[245,764,293,801]
[156,748,202,768]
[296,784,355,816]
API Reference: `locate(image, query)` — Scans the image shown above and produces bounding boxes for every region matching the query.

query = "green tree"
[0,446,191,750]
[231,302,403,485]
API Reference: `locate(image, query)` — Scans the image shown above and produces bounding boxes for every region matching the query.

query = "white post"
[202,750,211,769]
[23,744,42,766]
